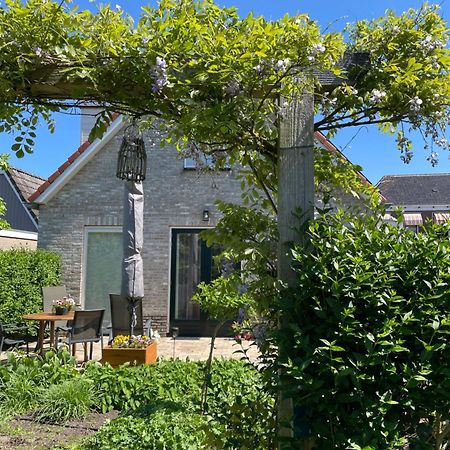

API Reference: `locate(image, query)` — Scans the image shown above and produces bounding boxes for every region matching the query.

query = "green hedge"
[0,249,61,327]
[277,211,450,449]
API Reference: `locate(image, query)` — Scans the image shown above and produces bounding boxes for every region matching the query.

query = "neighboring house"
[30,115,372,336]
[0,167,43,249]
[377,174,450,232]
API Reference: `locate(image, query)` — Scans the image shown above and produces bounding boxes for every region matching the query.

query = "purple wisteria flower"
[308,43,326,63]
[369,89,386,104]
[278,100,291,118]
[409,96,423,113]
[420,35,447,52]
[253,64,263,74]
[225,79,241,96]
[427,151,439,167]
[275,58,290,72]
[151,56,169,94]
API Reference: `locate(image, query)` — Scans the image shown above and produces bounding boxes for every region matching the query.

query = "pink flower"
[243,332,252,341]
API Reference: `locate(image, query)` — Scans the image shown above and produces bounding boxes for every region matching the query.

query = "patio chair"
[0,321,32,354]
[55,309,104,362]
[108,294,152,343]
[42,285,68,312]
[42,285,71,347]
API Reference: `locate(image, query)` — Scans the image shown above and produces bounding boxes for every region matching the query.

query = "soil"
[0,411,118,450]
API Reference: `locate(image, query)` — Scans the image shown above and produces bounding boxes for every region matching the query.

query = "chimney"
[80,105,103,144]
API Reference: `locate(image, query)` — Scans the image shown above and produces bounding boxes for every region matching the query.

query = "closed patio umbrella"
[117,123,147,338]
[122,180,145,337]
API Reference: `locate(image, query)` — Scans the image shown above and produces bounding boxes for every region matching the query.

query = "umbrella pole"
[127,297,138,339]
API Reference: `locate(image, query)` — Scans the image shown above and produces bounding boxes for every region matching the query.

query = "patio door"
[170,229,217,336]
[83,228,122,325]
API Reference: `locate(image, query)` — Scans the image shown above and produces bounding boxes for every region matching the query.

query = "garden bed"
[0,411,117,450]
[101,341,157,367]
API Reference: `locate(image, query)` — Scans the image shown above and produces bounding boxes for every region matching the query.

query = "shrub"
[84,359,204,412]
[0,351,276,447]
[0,349,78,417]
[83,408,208,450]
[33,377,94,424]
[0,369,41,416]
[206,359,276,449]
[276,211,450,449]
[0,249,60,328]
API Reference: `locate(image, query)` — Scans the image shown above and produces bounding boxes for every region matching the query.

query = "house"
[0,167,43,249]
[29,115,371,336]
[377,174,450,232]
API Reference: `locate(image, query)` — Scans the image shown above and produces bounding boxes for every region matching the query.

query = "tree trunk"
[201,320,225,413]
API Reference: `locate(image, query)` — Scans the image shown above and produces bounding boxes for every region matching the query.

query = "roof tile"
[377,174,450,205]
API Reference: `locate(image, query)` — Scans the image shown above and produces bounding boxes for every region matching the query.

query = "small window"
[183,154,230,171]
[183,158,197,170]
[405,225,419,234]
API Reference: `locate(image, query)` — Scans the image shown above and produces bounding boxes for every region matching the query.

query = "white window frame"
[80,226,122,309]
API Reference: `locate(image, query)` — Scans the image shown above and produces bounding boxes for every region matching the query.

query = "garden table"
[23,311,74,355]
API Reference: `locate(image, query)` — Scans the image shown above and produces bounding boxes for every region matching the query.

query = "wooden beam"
[277,91,314,448]
[278,93,314,283]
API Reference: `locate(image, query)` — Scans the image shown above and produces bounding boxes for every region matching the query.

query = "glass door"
[170,229,214,336]
[84,229,123,324]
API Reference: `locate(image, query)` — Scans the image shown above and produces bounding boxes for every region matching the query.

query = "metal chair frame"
[56,309,104,361]
[108,294,151,343]
[41,285,70,350]
[0,322,31,354]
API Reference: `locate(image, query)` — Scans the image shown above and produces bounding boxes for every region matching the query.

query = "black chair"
[55,309,104,361]
[0,321,32,354]
[109,294,151,342]
[42,285,73,348]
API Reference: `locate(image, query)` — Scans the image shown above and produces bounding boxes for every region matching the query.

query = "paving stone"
[0,337,260,364]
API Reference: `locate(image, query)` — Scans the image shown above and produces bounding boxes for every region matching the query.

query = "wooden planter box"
[102,341,157,367]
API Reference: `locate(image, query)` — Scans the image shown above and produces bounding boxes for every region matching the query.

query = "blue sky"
[2,0,450,184]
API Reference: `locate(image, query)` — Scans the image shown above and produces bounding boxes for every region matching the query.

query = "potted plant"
[102,334,157,367]
[52,296,75,315]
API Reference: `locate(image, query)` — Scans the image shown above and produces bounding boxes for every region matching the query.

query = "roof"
[315,52,369,87]
[30,118,373,205]
[377,174,450,206]
[7,167,45,205]
[0,167,41,231]
[314,131,373,187]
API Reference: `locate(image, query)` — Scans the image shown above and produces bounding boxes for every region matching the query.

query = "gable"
[30,114,124,204]
[0,171,38,232]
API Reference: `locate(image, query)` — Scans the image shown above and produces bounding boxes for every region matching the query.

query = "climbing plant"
[0,0,448,200]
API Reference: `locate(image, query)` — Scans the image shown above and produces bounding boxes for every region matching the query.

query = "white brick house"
[30,115,370,336]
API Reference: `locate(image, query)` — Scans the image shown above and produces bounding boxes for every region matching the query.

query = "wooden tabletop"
[23,311,75,321]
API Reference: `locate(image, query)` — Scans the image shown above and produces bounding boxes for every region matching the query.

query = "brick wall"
[37,129,243,334]
[37,129,366,335]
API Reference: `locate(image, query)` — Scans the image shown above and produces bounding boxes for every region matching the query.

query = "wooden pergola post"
[277,91,315,449]
[278,93,315,280]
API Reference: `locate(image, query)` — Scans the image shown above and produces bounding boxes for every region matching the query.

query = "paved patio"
[0,336,259,364]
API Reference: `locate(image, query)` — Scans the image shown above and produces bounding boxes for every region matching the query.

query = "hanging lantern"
[116,124,147,182]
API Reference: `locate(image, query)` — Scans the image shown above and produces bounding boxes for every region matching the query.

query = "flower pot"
[101,341,157,368]
[54,306,68,315]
